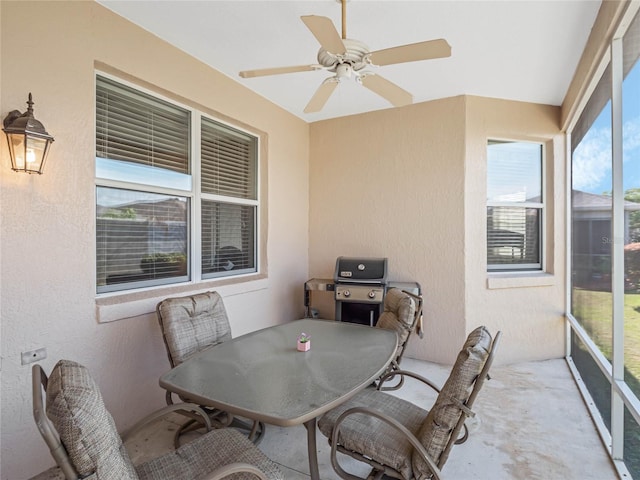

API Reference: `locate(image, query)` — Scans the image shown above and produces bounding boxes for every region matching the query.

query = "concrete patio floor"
[31,357,618,480]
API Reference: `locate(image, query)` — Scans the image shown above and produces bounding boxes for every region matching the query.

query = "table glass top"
[159,318,397,426]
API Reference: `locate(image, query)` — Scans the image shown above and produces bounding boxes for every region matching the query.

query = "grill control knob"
[368,290,376,299]
[343,290,351,298]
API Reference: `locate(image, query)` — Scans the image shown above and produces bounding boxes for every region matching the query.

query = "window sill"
[96,276,268,323]
[486,272,555,290]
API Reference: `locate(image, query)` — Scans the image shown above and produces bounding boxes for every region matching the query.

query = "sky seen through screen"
[573,64,640,195]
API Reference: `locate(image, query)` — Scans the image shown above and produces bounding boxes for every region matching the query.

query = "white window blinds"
[96,75,190,174]
[487,141,543,270]
[201,117,256,200]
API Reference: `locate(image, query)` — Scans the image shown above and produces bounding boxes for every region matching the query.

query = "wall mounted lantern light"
[2,93,54,174]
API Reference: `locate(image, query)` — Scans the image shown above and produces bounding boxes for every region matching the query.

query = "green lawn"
[572,289,640,386]
[571,289,640,478]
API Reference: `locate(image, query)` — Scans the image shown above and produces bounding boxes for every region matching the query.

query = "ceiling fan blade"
[239,65,319,79]
[368,39,451,66]
[304,80,338,113]
[361,74,412,107]
[301,15,346,55]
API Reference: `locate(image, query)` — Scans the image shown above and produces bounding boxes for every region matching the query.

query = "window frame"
[486,138,546,272]
[95,71,260,296]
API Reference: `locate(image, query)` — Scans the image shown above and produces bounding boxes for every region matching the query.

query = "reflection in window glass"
[487,207,540,266]
[487,141,542,203]
[96,187,189,293]
[201,200,255,278]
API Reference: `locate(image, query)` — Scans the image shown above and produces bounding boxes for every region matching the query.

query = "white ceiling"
[97,0,602,123]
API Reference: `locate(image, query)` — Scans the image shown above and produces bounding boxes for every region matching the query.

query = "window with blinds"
[201,118,256,200]
[96,76,190,174]
[200,118,257,278]
[96,187,189,291]
[95,74,259,293]
[487,141,543,271]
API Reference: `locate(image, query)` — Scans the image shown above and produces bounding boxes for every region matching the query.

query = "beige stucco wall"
[309,97,468,363]
[308,96,565,366]
[464,96,566,364]
[0,2,309,478]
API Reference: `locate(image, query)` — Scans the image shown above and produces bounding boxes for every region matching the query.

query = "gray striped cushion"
[46,360,138,479]
[412,326,492,478]
[157,291,232,366]
[136,428,284,480]
[318,387,428,479]
[376,288,415,359]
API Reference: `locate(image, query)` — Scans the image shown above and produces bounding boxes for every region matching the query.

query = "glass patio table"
[159,318,397,480]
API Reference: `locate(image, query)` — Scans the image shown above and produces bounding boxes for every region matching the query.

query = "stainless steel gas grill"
[303,257,421,325]
[333,256,388,326]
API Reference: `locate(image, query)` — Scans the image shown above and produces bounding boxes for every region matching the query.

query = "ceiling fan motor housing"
[317,38,370,73]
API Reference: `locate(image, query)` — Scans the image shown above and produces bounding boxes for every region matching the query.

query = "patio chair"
[156,291,265,444]
[318,326,501,480]
[32,360,284,480]
[374,288,424,390]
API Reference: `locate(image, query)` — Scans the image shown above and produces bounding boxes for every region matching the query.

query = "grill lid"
[334,257,388,284]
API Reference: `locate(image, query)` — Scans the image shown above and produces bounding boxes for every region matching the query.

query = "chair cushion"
[135,427,284,480]
[46,360,138,479]
[412,326,492,478]
[157,291,232,366]
[376,288,416,359]
[319,387,428,480]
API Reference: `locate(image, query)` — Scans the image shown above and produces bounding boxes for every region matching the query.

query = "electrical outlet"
[21,348,47,365]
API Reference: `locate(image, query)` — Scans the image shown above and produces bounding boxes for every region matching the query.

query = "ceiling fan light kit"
[239,0,451,114]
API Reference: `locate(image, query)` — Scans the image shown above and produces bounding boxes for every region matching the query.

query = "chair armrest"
[378,368,442,394]
[199,462,268,480]
[377,369,470,444]
[121,403,212,441]
[401,289,424,338]
[330,406,443,480]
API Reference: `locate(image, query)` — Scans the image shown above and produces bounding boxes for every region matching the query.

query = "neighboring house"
[572,189,640,289]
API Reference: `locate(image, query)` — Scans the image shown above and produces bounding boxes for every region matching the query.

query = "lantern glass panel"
[26,136,48,172]
[7,133,26,170]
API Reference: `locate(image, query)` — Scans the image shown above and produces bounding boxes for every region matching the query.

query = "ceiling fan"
[239,0,451,114]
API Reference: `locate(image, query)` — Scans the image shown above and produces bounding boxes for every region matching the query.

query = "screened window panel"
[624,406,640,479]
[623,12,640,466]
[96,76,190,174]
[487,206,540,267]
[201,200,255,277]
[567,8,640,477]
[201,117,257,200]
[571,63,612,152]
[570,331,612,432]
[623,6,640,78]
[96,187,189,293]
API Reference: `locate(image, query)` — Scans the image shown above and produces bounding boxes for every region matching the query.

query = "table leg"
[303,417,320,480]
